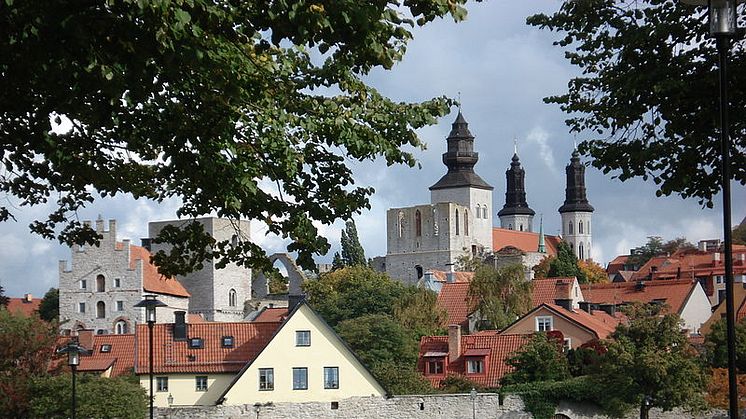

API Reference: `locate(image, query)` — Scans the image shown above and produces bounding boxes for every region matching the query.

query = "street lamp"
[167,393,174,406]
[470,387,477,419]
[680,1,742,418]
[135,295,167,419]
[58,340,86,419]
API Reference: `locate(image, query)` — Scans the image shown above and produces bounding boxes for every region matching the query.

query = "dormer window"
[466,359,484,374]
[101,344,112,353]
[189,338,204,349]
[426,359,444,375]
[222,336,234,348]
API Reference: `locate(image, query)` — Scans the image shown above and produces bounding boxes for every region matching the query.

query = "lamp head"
[681,0,744,35]
[134,295,167,323]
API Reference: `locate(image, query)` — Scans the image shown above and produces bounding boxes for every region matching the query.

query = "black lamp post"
[681,1,742,418]
[135,295,167,419]
[58,340,86,419]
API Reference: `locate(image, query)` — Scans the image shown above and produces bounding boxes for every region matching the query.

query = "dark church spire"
[497,151,535,217]
[429,111,493,191]
[558,150,594,213]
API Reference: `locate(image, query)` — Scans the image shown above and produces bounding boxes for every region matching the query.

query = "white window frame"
[80,279,87,290]
[292,367,308,390]
[116,300,124,312]
[156,377,168,392]
[78,302,86,313]
[258,368,274,391]
[536,316,553,332]
[466,359,484,374]
[324,366,339,389]
[563,338,572,352]
[195,376,208,392]
[114,278,121,288]
[295,330,311,347]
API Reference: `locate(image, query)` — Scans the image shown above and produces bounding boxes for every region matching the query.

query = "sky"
[1,1,745,298]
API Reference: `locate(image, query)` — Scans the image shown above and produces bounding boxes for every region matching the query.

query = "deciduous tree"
[1,0,471,276]
[548,241,585,283]
[468,264,533,330]
[578,260,608,284]
[336,313,418,368]
[37,288,59,322]
[528,1,745,206]
[392,288,447,339]
[501,332,570,386]
[0,285,8,308]
[340,219,366,267]
[704,317,746,373]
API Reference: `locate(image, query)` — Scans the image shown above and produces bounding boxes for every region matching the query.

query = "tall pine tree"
[340,220,366,267]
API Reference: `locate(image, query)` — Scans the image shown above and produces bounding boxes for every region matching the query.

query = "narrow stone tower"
[497,146,535,232]
[558,150,594,260]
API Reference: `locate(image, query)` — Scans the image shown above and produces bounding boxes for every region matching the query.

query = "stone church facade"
[385,112,594,284]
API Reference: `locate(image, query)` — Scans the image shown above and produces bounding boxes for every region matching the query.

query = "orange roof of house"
[492,227,560,256]
[135,321,281,374]
[418,333,529,388]
[545,304,619,340]
[54,333,137,377]
[606,255,631,275]
[6,296,41,316]
[252,307,289,323]
[532,277,576,307]
[436,282,473,329]
[632,247,746,282]
[128,245,190,298]
[188,313,207,323]
[580,279,696,314]
[429,270,474,283]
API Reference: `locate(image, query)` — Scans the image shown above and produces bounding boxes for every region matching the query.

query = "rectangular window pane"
[195,376,208,391]
[79,302,85,313]
[324,367,339,389]
[467,360,483,374]
[116,301,124,311]
[156,377,168,392]
[80,280,86,289]
[295,331,310,346]
[114,278,121,287]
[292,367,308,390]
[259,368,274,391]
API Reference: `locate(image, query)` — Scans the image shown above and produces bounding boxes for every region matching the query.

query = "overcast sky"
[2,1,744,298]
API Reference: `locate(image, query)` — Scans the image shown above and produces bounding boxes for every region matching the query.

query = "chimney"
[24,293,32,303]
[288,294,305,312]
[77,329,94,351]
[599,304,616,316]
[554,299,572,311]
[446,263,455,283]
[448,325,461,363]
[173,311,187,340]
[713,252,721,264]
[579,301,592,313]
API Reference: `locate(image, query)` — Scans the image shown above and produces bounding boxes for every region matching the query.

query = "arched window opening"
[415,210,422,237]
[229,288,237,307]
[96,274,105,292]
[96,301,105,319]
[464,210,469,236]
[455,210,460,236]
[579,220,584,234]
[568,222,574,235]
[415,265,424,279]
[398,211,405,238]
[519,224,524,232]
[115,320,128,334]
[579,242,585,260]
[587,221,591,234]
[483,207,488,219]
[475,206,481,219]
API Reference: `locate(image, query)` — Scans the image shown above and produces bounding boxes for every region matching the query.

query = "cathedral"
[384,112,594,284]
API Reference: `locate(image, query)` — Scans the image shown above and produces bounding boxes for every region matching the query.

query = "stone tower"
[558,150,594,261]
[497,148,535,232]
[428,111,494,249]
[148,217,251,322]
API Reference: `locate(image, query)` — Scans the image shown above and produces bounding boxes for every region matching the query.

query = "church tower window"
[229,289,237,307]
[579,220,584,234]
[464,210,469,236]
[398,211,405,238]
[568,222,574,235]
[96,274,105,292]
[96,301,106,319]
[455,210,460,236]
[415,210,422,237]
[578,242,585,260]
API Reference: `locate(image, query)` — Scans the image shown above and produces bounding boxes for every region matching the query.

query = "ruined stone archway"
[252,253,307,299]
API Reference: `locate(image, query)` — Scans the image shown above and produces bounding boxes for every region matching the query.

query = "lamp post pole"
[71,363,77,419]
[58,340,84,419]
[135,295,167,419]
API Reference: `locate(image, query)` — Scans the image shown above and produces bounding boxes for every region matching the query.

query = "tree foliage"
[733,221,746,246]
[501,332,570,386]
[340,219,366,267]
[577,259,608,284]
[528,1,745,206]
[392,287,447,339]
[705,368,746,410]
[532,256,553,280]
[1,0,471,276]
[370,361,435,395]
[592,303,707,418]
[0,285,7,308]
[468,264,532,330]
[37,288,59,322]
[438,373,481,393]
[627,236,697,268]
[548,241,585,283]
[29,374,147,419]
[704,317,746,373]
[337,314,419,368]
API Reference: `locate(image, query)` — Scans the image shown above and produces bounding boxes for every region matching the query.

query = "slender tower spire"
[559,150,594,261]
[538,214,546,253]
[498,143,535,232]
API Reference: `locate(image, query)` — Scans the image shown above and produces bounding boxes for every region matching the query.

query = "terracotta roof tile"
[252,307,289,323]
[532,277,575,307]
[53,334,137,377]
[492,228,560,256]
[632,247,746,283]
[436,282,473,329]
[188,313,207,323]
[128,245,190,298]
[135,321,281,374]
[545,304,619,340]
[429,271,474,283]
[606,255,631,275]
[580,279,695,314]
[6,297,41,316]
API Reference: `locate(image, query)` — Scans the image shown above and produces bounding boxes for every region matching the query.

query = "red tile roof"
[128,245,190,298]
[429,270,474,283]
[188,313,207,323]
[532,277,576,307]
[418,333,529,388]
[546,304,619,340]
[492,228,560,256]
[580,279,696,314]
[135,321,281,374]
[632,247,746,283]
[606,255,631,275]
[54,333,137,377]
[436,282,474,329]
[6,296,41,316]
[252,307,289,323]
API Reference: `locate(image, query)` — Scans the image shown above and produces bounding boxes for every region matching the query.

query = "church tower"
[429,111,494,249]
[558,150,594,261]
[497,147,535,232]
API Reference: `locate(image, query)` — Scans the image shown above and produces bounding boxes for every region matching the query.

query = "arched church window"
[568,222,574,235]
[579,220,584,234]
[229,288,237,307]
[432,208,439,236]
[398,211,405,238]
[519,224,524,232]
[464,210,469,236]
[578,242,585,260]
[455,210,460,236]
[475,206,480,219]
[96,274,105,292]
[482,206,488,219]
[415,210,422,237]
[115,320,128,334]
[96,301,106,319]
[587,221,590,234]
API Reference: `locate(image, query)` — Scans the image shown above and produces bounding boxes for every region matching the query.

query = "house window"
[716,275,724,284]
[96,301,105,319]
[78,302,86,313]
[324,367,339,389]
[96,274,105,292]
[114,278,121,288]
[466,359,484,374]
[719,289,727,304]
[536,316,553,332]
[415,210,422,237]
[116,301,124,312]
[115,320,128,334]
[156,377,168,392]
[80,280,87,290]
[296,330,311,347]
[464,210,469,236]
[222,336,234,348]
[259,368,274,391]
[293,367,308,390]
[455,210,460,235]
[229,288,237,307]
[101,344,112,353]
[195,376,208,392]
[427,360,444,375]
[189,338,204,349]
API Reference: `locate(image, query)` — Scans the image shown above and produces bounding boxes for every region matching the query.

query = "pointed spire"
[498,146,535,218]
[430,110,493,191]
[538,215,546,253]
[559,149,594,213]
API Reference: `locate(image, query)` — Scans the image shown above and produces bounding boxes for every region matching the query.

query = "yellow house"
[217,302,386,405]
[135,302,385,407]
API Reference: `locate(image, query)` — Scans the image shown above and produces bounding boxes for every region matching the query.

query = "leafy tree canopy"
[340,219,366,267]
[592,303,707,418]
[370,361,435,396]
[528,1,745,206]
[578,259,608,284]
[439,373,481,393]
[532,255,553,280]
[547,241,586,283]
[627,236,696,268]
[501,332,571,386]
[704,317,746,373]
[37,288,59,322]
[733,221,746,246]
[468,263,532,330]
[336,313,419,368]
[1,0,472,276]
[392,287,447,339]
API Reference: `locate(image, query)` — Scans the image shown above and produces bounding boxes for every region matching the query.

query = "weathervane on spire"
[573,134,577,150]
[513,137,518,155]
[457,91,461,111]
